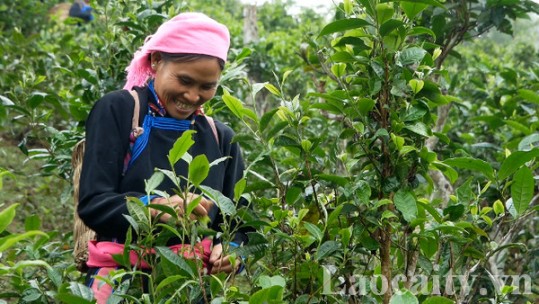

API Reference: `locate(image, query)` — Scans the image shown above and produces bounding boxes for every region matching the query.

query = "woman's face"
[151,56,221,119]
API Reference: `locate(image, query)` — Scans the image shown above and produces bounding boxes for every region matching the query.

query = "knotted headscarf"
[123,12,230,90]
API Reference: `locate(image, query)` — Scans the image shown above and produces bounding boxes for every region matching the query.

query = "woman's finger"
[185,194,214,218]
[209,243,223,263]
[210,254,240,274]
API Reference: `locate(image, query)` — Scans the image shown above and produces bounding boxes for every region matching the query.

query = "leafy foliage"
[0,0,538,303]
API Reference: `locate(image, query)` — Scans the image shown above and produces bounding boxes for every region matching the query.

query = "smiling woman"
[149,53,222,120]
[76,12,250,303]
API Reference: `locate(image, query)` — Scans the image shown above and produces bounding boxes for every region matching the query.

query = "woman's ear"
[150,52,162,71]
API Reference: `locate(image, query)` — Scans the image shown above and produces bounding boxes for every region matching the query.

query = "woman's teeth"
[175,101,195,110]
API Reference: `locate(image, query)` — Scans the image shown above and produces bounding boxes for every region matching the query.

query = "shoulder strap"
[129,90,140,129]
[205,116,219,146]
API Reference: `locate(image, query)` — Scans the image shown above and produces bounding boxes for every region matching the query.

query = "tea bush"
[1,0,538,303]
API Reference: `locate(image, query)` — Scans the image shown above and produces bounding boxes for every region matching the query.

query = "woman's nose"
[183,90,200,103]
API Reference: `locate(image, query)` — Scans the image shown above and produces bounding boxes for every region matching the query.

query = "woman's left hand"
[209,243,241,274]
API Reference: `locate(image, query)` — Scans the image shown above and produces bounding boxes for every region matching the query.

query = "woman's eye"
[179,77,192,85]
[201,84,216,91]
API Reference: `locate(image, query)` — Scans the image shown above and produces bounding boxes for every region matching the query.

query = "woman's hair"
[159,52,225,71]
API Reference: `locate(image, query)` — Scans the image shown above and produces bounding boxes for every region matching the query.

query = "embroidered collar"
[148,80,167,116]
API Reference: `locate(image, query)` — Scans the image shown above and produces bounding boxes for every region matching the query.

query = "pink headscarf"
[123,12,230,90]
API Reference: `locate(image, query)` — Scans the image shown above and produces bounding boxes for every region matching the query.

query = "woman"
[78,12,247,301]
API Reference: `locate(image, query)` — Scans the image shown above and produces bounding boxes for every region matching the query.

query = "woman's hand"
[149,193,213,222]
[209,243,241,274]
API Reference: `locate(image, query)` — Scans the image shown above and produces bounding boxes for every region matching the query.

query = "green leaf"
[235,47,252,63]
[258,275,287,288]
[0,231,48,252]
[185,195,203,218]
[518,134,539,151]
[376,3,394,24]
[24,215,41,231]
[343,0,353,14]
[493,200,505,216]
[264,83,281,97]
[145,171,164,193]
[331,62,347,78]
[417,200,443,223]
[400,1,428,19]
[443,204,465,221]
[419,235,438,258]
[443,157,494,179]
[400,146,417,156]
[392,134,405,150]
[333,37,369,50]
[189,154,210,187]
[47,267,62,288]
[234,178,246,202]
[260,108,278,132]
[209,156,228,168]
[407,26,437,39]
[304,222,323,242]
[200,185,236,216]
[249,286,284,304]
[168,130,196,165]
[222,90,244,119]
[126,198,148,223]
[122,214,139,234]
[404,122,431,137]
[0,203,18,233]
[408,79,424,94]
[403,106,427,122]
[505,119,531,135]
[327,204,345,227]
[504,119,532,135]
[431,161,458,184]
[382,210,398,220]
[319,18,371,36]
[358,98,376,115]
[511,167,534,215]
[315,240,340,261]
[156,168,179,185]
[251,82,268,100]
[285,187,302,205]
[330,50,357,62]
[394,189,418,223]
[242,107,259,123]
[0,95,14,106]
[155,275,186,293]
[422,296,455,304]
[380,19,403,37]
[498,149,539,180]
[390,290,419,304]
[399,0,445,9]
[397,47,427,66]
[22,288,42,302]
[56,294,95,304]
[27,91,47,109]
[0,169,15,190]
[518,89,539,105]
[317,173,348,187]
[311,102,343,115]
[155,246,195,278]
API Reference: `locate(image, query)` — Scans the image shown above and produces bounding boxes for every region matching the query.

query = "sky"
[239,0,343,15]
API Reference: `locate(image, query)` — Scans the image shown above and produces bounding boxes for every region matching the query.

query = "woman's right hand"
[149,193,213,222]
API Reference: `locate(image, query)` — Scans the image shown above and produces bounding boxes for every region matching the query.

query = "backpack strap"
[205,116,219,146]
[129,90,141,130]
